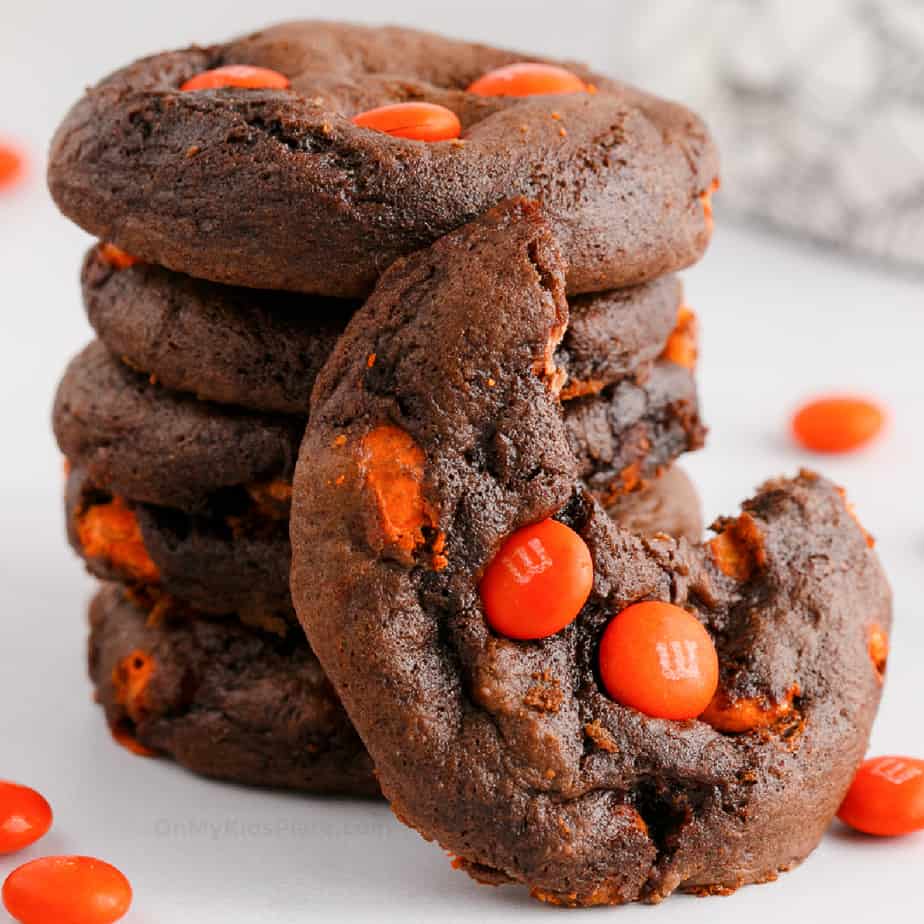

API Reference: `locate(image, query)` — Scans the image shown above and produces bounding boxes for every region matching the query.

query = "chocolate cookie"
[83,243,682,415]
[48,20,718,297]
[52,341,303,511]
[67,467,291,622]
[88,583,378,796]
[82,244,354,415]
[566,360,704,500]
[54,341,701,512]
[290,200,891,904]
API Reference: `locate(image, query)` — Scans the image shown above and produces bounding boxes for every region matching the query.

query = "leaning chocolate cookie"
[82,242,682,415]
[88,584,378,796]
[290,200,891,904]
[48,21,717,297]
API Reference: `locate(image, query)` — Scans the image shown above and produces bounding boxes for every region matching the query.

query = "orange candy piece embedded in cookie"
[599,601,718,720]
[3,856,132,924]
[838,756,924,836]
[352,103,461,141]
[76,498,159,583]
[98,243,138,270]
[480,519,593,640]
[467,63,588,97]
[113,650,156,724]
[661,305,698,370]
[0,783,52,855]
[791,396,884,453]
[181,64,290,92]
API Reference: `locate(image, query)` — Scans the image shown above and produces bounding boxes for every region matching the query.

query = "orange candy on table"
[0,143,26,190]
[837,756,924,837]
[3,856,132,924]
[352,102,462,142]
[181,64,290,92]
[467,62,588,97]
[791,396,884,453]
[0,782,52,855]
[599,601,719,720]
[479,519,593,640]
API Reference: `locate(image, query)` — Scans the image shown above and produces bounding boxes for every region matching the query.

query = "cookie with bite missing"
[290,199,891,905]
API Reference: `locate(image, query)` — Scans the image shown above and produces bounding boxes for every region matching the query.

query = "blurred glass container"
[617,0,924,270]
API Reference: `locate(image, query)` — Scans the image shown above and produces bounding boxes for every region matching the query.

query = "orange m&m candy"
[838,756,924,836]
[479,519,593,640]
[791,396,884,453]
[181,65,290,92]
[0,783,52,855]
[0,143,26,190]
[599,601,718,720]
[3,856,132,924]
[352,103,461,142]
[467,62,588,97]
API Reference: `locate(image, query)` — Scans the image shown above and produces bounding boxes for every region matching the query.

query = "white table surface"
[1,2,922,921]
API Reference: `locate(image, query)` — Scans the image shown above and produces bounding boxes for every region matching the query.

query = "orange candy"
[0,783,52,855]
[2,856,132,924]
[838,756,924,836]
[181,64,290,92]
[479,519,593,640]
[791,396,884,453]
[599,601,718,720]
[0,143,25,190]
[467,62,588,97]
[352,103,461,141]
[98,243,138,270]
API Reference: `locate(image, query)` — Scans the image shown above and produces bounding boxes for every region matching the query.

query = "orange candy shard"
[838,756,924,836]
[660,305,698,370]
[867,623,889,681]
[480,519,593,640]
[352,103,461,141]
[708,513,766,582]
[181,64,290,92]
[791,396,884,453]
[467,62,588,97]
[598,601,718,720]
[360,425,444,565]
[112,650,156,725]
[701,683,801,733]
[0,783,52,855]
[76,498,159,583]
[98,243,138,270]
[3,856,132,924]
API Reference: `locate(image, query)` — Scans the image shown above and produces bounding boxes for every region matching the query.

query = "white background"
[1,2,922,921]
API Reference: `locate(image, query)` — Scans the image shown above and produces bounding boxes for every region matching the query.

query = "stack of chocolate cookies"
[47,21,891,906]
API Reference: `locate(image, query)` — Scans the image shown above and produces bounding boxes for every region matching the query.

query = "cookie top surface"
[53,341,303,511]
[88,584,378,796]
[49,20,718,297]
[290,200,891,904]
[82,244,680,415]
